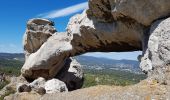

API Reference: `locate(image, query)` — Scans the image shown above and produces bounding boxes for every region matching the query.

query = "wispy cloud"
[0,43,23,53]
[38,2,88,19]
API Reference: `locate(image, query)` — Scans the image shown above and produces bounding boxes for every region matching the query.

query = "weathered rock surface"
[140,17,170,84]
[56,58,84,91]
[21,19,84,91]
[45,79,68,93]
[15,77,69,95]
[88,0,170,26]
[29,77,46,90]
[23,18,56,59]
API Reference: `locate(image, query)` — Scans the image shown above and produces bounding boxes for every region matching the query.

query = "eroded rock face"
[23,18,56,59]
[140,17,170,84]
[56,58,84,91]
[88,0,170,26]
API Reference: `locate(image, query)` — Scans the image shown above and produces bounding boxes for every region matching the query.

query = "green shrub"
[0,80,9,90]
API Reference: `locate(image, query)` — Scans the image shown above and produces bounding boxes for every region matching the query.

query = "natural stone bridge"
[4,0,170,99]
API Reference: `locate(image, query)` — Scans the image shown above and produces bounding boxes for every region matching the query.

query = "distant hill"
[75,55,141,74]
[0,53,142,74]
[0,53,24,61]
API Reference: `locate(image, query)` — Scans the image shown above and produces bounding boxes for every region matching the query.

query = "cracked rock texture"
[87,0,170,26]
[140,17,170,84]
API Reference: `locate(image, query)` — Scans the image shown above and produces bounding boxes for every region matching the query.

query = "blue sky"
[0,0,141,60]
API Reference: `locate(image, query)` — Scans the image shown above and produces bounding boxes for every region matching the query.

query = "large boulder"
[23,18,56,59]
[140,17,170,84]
[22,32,69,79]
[22,18,84,92]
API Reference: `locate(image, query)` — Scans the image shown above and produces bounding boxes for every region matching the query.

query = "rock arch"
[21,0,170,92]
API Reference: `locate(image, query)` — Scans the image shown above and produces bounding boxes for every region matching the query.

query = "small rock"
[45,79,68,93]
[37,87,46,95]
[17,84,31,93]
[29,77,46,89]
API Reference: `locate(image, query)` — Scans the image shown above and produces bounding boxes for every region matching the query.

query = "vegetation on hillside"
[83,69,147,88]
[0,59,23,76]
[0,58,147,90]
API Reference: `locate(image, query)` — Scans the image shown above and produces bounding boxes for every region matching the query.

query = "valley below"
[0,53,146,89]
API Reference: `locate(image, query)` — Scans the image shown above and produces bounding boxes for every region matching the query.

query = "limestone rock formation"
[140,17,170,84]
[5,0,170,99]
[23,18,56,59]
[21,18,84,92]
[22,11,143,80]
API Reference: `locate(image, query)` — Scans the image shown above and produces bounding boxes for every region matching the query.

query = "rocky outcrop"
[5,0,170,99]
[22,11,143,80]
[140,17,170,84]
[21,19,84,92]
[23,18,56,59]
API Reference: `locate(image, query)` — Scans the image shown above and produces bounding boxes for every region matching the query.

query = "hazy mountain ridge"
[75,55,141,74]
[0,53,24,61]
[0,53,142,74]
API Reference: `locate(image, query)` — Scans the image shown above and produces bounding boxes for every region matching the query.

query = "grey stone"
[23,18,56,59]
[29,77,46,90]
[56,58,84,91]
[140,17,170,83]
[17,83,31,93]
[45,79,68,93]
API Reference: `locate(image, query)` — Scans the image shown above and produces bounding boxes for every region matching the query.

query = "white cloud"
[83,51,142,61]
[38,2,88,19]
[0,43,23,53]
